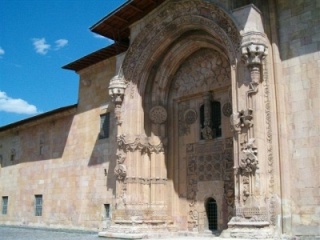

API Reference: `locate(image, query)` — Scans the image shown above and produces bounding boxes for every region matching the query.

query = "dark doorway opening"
[206,198,218,230]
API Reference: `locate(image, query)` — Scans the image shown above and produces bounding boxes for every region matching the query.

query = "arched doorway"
[206,198,218,231]
[117,0,240,234]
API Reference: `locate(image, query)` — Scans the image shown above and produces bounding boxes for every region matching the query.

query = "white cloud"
[93,34,114,44]
[93,33,105,39]
[55,39,68,49]
[0,91,40,115]
[0,47,4,59]
[32,38,51,55]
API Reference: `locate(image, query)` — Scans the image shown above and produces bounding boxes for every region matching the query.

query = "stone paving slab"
[0,226,273,240]
[0,226,99,240]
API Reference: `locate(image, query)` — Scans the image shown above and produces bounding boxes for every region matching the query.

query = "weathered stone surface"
[0,0,319,239]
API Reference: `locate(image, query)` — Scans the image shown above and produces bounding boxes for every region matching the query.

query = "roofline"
[0,104,77,133]
[90,0,132,32]
[62,41,129,72]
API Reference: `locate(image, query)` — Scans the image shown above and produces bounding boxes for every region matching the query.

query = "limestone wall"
[276,0,320,236]
[0,56,118,231]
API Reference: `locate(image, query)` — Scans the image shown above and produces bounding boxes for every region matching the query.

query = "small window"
[211,101,221,138]
[104,204,110,218]
[99,113,110,139]
[10,149,16,161]
[35,195,43,216]
[2,196,8,215]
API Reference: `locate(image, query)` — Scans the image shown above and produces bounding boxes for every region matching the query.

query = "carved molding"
[117,134,165,153]
[123,0,241,96]
[125,177,167,185]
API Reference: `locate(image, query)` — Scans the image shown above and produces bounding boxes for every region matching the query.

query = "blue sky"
[0,0,126,127]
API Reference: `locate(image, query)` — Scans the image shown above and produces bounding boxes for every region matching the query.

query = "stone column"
[227,38,272,237]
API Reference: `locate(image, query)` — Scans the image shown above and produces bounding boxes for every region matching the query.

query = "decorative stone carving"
[108,70,127,125]
[174,49,230,97]
[114,164,127,180]
[239,138,258,174]
[222,102,232,117]
[116,149,126,164]
[125,177,167,185]
[184,109,197,125]
[117,134,165,154]
[149,106,167,124]
[242,43,268,95]
[123,0,241,87]
[230,108,253,132]
[242,43,268,67]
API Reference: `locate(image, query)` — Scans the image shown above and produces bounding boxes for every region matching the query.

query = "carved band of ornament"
[124,177,167,185]
[123,0,240,84]
[117,134,165,153]
[234,207,268,221]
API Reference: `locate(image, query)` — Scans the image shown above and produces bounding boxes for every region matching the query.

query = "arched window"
[200,100,221,139]
[206,198,218,230]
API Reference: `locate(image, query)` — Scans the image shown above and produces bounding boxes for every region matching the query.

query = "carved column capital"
[108,70,127,125]
[241,43,268,67]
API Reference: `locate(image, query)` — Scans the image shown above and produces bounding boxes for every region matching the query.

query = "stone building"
[0,0,319,239]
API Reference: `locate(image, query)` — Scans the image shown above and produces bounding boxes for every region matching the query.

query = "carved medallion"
[222,102,232,117]
[149,106,167,124]
[184,109,197,125]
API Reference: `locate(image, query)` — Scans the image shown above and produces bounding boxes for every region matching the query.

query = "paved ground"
[0,226,223,240]
[0,225,278,240]
[0,225,227,240]
[0,226,99,240]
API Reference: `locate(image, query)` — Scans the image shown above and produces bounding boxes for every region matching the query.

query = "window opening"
[104,204,110,218]
[2,196,8,215]
[99,113,110,139]
[211,101,221,138]
[10,149,16,161]
[35,195,43,216]
[206,198,218,231]
[200,100,221,140]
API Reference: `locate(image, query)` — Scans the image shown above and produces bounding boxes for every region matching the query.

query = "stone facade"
[0,0,319,239]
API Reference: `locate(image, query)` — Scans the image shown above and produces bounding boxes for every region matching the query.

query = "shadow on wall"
[0,106,76,167]
[87,111,117,195]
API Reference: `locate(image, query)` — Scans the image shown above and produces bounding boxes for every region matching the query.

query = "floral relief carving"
[239,138,258,174]
[173,49,230,97]
[184,109,197,125]
[117,134,165,154]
